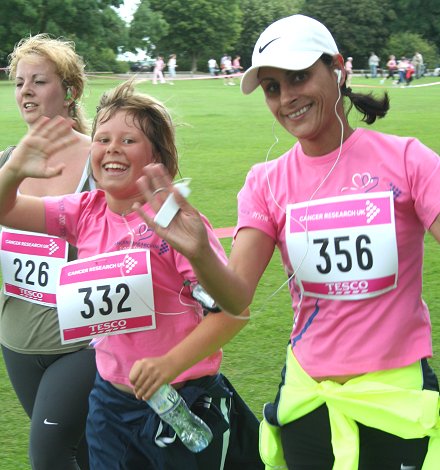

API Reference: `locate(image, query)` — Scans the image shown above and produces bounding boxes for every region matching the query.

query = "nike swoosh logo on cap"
[259,37,280,53]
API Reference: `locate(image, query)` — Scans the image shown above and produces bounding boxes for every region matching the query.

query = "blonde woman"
[0,34,96,469]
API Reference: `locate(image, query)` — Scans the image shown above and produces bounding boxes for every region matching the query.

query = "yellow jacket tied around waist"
[260,345,440,469]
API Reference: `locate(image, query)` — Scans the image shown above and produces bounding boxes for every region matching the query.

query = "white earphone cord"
[255,74,344,318]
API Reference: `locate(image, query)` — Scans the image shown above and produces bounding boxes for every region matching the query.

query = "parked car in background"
[130,59,156,72]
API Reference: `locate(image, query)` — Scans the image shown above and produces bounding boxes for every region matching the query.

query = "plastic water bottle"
[147,384,213,452]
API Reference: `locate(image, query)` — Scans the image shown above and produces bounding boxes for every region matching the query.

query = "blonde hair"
[8,33,89,134]
[92,80,178,178]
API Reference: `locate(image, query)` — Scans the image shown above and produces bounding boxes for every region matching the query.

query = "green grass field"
[1,74,440,468]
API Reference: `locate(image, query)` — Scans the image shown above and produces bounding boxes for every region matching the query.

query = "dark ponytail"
[341,86,390,124]
[321,54,390,124]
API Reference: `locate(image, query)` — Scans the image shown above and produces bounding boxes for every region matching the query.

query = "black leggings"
[281,404,429,470]
[1,346,96,470]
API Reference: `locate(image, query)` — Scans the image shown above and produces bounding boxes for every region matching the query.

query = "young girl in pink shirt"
[0,80,262,469]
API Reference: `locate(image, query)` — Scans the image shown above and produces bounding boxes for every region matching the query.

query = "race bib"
[0,228,68,307]
[57,249,156,344]
[286,192,398,300]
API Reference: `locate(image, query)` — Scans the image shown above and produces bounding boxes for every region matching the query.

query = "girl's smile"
[91,110,156,213]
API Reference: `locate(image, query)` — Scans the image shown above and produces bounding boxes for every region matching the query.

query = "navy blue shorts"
[86,372,263,469]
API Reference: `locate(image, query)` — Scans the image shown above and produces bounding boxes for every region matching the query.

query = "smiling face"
[91,110,156,213]
[258,58,349,156]
[15,56,68,127]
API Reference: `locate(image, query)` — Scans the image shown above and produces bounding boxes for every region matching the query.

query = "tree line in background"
[0,0,439,74]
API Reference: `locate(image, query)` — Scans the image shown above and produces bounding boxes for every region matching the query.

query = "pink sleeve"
[234,167,277,240]
[44,191,97,246]
[405,138,440,229]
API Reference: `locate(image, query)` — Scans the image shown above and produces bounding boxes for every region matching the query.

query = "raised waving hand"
[0,116,78,232]
[6,116,78,180]
[133,163,210,262]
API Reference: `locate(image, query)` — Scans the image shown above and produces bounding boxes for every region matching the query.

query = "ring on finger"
[152,187,167,197]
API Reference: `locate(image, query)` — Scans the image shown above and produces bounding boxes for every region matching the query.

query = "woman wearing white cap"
[134,14,440,470]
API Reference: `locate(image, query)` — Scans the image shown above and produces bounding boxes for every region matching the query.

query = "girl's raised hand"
[133,163,210,262]
[8,115,78,180]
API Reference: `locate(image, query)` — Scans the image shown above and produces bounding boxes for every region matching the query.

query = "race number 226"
[14,258,49,287]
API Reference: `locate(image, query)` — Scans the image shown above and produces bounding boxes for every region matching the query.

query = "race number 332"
[57,250,156,343]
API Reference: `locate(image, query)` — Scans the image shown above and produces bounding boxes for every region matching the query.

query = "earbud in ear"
[334,69,342,85]
[65,87,73,101]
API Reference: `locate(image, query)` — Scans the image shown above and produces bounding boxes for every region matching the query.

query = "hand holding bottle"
[147,384,213,453]
[129,357,213,452]
[129,355,175,401]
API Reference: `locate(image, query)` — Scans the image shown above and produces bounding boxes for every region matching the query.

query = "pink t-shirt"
[45,190,226,386]
[235,128,440,377]
[387,59,397,70]
[154,58,165,72]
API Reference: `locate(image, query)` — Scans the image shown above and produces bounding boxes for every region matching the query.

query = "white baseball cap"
[241,15,339,95]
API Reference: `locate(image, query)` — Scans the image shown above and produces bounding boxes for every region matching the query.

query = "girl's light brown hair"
[8,33,89,134]
[92,79,178,178]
